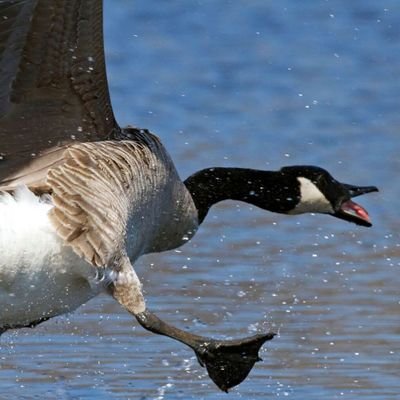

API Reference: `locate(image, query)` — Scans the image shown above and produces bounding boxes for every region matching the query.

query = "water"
[1,1,399,398]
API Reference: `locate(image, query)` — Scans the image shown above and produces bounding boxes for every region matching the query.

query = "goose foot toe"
[193,332,276,392]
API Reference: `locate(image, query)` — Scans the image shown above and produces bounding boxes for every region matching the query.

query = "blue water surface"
[1,1,399,399]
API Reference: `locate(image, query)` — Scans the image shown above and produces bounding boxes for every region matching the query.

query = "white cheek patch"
[289,177,334,215]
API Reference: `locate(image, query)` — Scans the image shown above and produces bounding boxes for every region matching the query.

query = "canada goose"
[0,0,378,392]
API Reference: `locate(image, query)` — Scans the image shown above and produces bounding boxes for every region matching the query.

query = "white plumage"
[0,187,98,327]
[289,177,334,215]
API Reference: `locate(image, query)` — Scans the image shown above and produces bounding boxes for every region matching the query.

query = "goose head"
[280,166,378,227]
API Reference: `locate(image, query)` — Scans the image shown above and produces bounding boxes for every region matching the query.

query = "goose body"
[0,0,378,392]
[0,136,198,329]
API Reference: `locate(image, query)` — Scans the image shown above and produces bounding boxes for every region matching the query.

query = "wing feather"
[0,0,120,182]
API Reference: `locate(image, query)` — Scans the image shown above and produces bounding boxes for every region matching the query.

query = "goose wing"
[0,0,120,183]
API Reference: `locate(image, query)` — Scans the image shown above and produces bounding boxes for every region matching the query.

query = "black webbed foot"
[136,310,275,392]
[193,332,276,392]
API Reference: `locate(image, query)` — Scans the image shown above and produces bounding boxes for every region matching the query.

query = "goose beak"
[333,184,378,227]
[342,184,379,198]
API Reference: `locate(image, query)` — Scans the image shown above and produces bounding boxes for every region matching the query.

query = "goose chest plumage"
[0,0,378,392]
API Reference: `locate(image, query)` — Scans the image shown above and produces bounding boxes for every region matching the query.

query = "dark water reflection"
[1,1,399,399]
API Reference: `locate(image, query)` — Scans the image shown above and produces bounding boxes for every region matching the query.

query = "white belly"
[0,187,98,328]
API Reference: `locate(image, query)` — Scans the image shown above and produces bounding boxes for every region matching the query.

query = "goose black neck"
[184,167,299,224]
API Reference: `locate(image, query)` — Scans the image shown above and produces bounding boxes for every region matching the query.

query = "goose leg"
[110,258,276,392]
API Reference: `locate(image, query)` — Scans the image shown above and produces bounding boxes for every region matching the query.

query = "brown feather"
[0,0,120,183]
[47,137,165,268]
